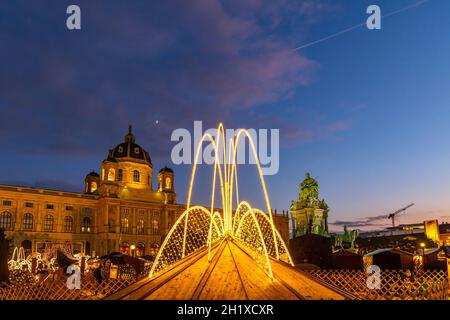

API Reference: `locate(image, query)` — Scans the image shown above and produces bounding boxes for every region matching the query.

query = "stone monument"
[290,173,329,237]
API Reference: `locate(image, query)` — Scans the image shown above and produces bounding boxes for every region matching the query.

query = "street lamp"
[420,242,425,255]
[130,244,136,257]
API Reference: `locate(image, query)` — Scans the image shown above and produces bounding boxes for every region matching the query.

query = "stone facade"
[0,127,184,257]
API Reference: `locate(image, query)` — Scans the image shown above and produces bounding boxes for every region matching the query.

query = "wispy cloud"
[0,0,330,160]
[330,213,389,229]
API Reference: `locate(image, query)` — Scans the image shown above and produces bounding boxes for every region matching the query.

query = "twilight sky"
[1,0,450,231]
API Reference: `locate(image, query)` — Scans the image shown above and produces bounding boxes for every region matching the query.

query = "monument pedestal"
[291,207,328,237]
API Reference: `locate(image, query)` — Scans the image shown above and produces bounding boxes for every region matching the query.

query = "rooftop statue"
[291,173,329,237]
[297,173,320,208]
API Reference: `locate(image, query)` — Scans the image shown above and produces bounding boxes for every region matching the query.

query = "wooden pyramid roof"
[107,239,355,300]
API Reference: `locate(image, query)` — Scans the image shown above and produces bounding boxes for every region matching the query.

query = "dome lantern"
[124,125,136,144]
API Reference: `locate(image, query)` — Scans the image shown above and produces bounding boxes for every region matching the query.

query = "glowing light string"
[150,124,293,279]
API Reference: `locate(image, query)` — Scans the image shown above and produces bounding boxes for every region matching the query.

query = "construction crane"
[387,203,414,227]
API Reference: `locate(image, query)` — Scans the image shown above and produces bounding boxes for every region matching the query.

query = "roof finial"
[125,124,135,143]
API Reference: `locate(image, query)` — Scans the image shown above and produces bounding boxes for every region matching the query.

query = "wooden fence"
[307,269,449,300]
[0,269,139,300]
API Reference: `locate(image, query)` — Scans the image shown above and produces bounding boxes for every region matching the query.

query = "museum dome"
[106,126,152,165]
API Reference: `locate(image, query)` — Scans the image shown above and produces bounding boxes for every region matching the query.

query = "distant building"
[359,223,424,238]
[439,223,450,245]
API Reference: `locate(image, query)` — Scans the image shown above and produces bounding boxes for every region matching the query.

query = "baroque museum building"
[0,127,289,258]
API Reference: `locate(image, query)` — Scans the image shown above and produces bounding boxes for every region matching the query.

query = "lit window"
[165,177,171,189]
[64,216,73,232]
[121,218,130,234]
[0,212,12,230]
[82,217,91,233]
[108,168,116,181]
[137,219,145,235]
[152,220,159,234]
[133,170,140,182]
[134,147,140,154]
[152,212,160,234]
[3,200,12,206]
[91,181,98,192]
[23,213,33,230]
[43,215,54,231]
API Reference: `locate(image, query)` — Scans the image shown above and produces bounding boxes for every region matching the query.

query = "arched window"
[118,169,123,181]
[149,243,160,256]
[165,177,171,189]
[136,243,145,257]
[121,218,129,234]
[91,181,98,193]
[133,170,140,182]
[137,219,145,235]
[0,212,12,230]
[82,217,91,233]
[120,242,130,255]
[22,213,33,230]
[64,216,73,232]
[43,215,54,231]
[108,168,116,181]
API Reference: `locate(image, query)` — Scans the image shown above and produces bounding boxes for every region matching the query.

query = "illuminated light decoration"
[8,246,31,271]
[150,124,293,279]
[150,206,223,275]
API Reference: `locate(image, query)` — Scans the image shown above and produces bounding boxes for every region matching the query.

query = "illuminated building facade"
[0,127,289,258]
[0,127,184,257]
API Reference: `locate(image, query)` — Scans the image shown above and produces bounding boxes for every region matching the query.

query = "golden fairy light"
[149,124,293,279]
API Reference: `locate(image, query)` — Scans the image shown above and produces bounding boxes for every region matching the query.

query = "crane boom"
[387,203,414,227]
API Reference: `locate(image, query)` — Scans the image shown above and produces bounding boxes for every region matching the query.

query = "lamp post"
[420,242,425,255]
[130,244,136,257]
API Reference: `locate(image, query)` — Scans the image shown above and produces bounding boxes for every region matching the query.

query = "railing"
[307,269,449,300]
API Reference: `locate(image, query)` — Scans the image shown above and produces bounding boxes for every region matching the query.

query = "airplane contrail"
[293,0,430,51]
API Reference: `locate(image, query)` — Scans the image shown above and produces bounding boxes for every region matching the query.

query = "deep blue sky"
[1,0,449,231]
